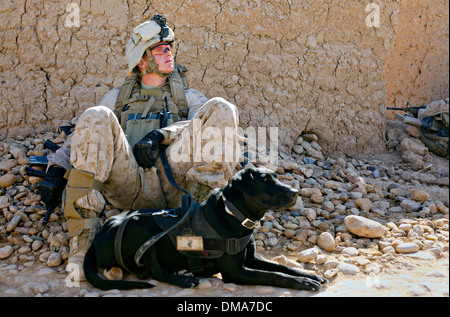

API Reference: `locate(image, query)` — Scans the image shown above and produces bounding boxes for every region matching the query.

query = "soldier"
[40,15,241,281]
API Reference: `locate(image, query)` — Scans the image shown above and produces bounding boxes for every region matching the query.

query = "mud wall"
[0,0,426,158]
[384,0,449,118]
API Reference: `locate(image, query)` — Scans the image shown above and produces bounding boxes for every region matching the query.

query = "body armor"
[114,63,189,147]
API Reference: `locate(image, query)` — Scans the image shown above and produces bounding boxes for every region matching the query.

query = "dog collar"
[222,194,259,230]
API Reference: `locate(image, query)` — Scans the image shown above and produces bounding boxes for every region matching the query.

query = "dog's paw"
[176,274,200,289]
[294,277,323,291]
[309,273,328,285]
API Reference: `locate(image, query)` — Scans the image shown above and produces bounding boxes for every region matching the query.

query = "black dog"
[83,167,327,291]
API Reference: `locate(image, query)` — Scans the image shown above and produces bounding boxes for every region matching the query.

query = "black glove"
[38,166,67,207]
[133,129,166,168]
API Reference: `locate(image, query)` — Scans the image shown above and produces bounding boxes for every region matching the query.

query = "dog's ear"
[229,168,256,196]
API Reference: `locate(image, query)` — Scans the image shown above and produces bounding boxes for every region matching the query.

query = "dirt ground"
[0,249,448,297]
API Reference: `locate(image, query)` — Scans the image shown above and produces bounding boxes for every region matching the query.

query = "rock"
[0,196,10,209]
[344,215,387,238]
[197,279,213,289]
[400,199,422,212]
[18,245,31,254]
[284,229,296,239]
[409,188,429,202]
[341,247,359,256]
[299,188,321,197]
[223,283,237,292]
[0,245,14,259]
[355,198,372,211]
[395,242,420,254]
[303,208,316,221]
[317,232,335,252]
[337,262,360,275]
[288,196,304,210]
[297,248,319,263]
[47,252,62,267]
[292,144,304,155]
[6,214,21,232]
[323,269,339,279]
[323,181,344,189]
[0,173,18,188]
[382,246,396,254]
[323,260,339,271]
[302,133,318,142]
[399,137,428,156]
[31,240,44,251]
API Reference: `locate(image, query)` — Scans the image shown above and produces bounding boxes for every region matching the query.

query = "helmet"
[126,15,175,74]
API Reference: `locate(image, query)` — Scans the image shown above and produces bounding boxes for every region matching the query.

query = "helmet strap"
[139,48,172,78]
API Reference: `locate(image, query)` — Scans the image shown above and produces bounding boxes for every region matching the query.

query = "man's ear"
[137,53,148,70]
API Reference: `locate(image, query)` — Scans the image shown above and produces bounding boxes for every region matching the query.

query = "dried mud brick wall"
[1,0,443,158]
[384,0,449,118]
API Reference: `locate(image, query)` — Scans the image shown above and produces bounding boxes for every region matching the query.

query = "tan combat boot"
[63,169,103,282]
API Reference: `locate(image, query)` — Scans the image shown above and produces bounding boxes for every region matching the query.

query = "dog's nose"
[288,189,299,198]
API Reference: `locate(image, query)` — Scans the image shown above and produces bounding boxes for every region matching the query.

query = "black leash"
[133,97,195,267]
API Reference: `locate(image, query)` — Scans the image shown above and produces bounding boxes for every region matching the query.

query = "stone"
[323,269,338,279]
[337,262,360,275]
[399,137,428,156]
[395,242,420,254]
[6,214,21,232]
[0,245,14,259]
[0,196,10,209]
[341,247,359,256]
[317,232,335,252]
[303,208,316,222]
[344,215,387,238]
[409,188,430,202]
[292,144,304,155]
[223,283,237,292]
[288,196,304,210]
[0,173,18,188]
[323,260,339,271]
[47,252,62,267]
[355,198,372,211]
[400,199,422,212]
[297,248,319,263]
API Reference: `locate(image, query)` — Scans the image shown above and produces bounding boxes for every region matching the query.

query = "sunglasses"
[150,44,173,56]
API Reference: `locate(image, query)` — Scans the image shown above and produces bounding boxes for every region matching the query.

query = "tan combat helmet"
[126,14,175,76]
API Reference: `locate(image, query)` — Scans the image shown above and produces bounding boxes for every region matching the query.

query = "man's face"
[150,43,174,74]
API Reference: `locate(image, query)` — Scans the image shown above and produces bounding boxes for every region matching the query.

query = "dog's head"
[223,167,299,222]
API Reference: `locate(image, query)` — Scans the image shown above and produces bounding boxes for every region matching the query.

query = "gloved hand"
[133,129,166,168]
[39,166,67,207]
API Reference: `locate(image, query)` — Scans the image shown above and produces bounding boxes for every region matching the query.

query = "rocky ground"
[0,119,448,297]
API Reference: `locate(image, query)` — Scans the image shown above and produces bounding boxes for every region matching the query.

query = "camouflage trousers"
[66,97,240,235]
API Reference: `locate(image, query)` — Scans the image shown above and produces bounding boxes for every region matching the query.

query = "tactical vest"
[114,63,189,147]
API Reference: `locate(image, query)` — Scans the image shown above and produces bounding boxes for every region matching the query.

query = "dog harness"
[113,193,253,274]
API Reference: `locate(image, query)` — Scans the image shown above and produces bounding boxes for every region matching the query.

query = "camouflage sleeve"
[185,89,208,120]
[47,135,72,171]
[47,88,120,169]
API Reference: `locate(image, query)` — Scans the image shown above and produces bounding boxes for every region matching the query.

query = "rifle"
[25,139,62,224]
[387,102,427,119]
